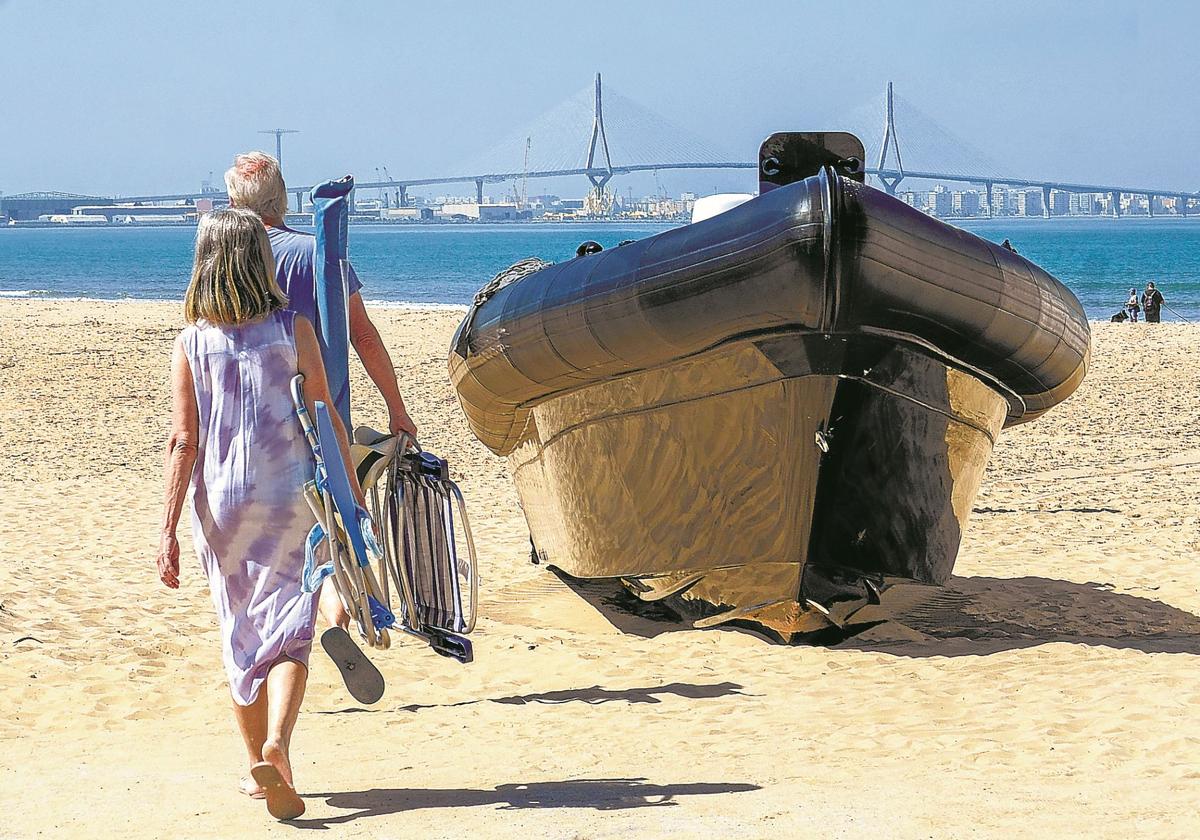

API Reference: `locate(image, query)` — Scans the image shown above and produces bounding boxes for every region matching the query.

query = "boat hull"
[508,331,1007,636]
[450,167,1088,638]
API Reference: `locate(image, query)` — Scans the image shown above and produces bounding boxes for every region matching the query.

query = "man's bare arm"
[347,292,418,437]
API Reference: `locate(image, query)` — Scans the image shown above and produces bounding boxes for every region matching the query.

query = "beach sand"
[2,300,1198,838]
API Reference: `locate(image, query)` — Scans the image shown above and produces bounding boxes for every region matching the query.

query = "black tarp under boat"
[449,134,1090,640]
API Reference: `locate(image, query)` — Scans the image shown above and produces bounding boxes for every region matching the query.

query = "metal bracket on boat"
[758,132,866,193]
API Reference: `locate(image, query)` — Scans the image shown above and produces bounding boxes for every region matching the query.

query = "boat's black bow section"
[451,168,1089,455]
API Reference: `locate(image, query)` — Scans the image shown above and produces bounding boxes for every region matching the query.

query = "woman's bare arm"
[295,315,367,507]
[157,337,199,589]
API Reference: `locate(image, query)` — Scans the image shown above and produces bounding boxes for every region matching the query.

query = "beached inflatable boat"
[449,134,1090,639]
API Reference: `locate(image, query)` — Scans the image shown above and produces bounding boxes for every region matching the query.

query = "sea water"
[1,218,1198,320]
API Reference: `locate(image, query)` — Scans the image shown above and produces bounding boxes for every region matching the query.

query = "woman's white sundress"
[180,309,318,705]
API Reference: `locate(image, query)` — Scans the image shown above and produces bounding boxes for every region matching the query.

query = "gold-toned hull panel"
[508,333,1009,637]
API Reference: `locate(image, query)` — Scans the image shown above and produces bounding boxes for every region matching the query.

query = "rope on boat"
[474,257,552,307]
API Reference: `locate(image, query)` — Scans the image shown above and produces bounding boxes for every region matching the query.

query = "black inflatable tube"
[451,168,1090,455]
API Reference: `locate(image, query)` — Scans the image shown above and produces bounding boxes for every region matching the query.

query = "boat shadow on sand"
[557,570,1200,657]
[290,778,761,828]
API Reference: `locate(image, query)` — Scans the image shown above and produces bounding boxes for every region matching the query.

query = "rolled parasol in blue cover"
[311,175,354,430]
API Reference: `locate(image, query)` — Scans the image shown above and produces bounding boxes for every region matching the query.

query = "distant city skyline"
[0,1,1195,198]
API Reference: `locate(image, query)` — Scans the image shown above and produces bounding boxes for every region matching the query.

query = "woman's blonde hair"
[224,151,289,221]
[184,208,288,325]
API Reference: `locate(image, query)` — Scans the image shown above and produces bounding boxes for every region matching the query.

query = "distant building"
[926,186,952,217]
[990,186,1010,216]
[952,190,981,217]
[437,202,524,221]
[1159,196,1188,215]
[1015,189,1043,217]
[1049,190,1071,216]
[72,203,197,221]
[40,213,108,225]
[0,192,112,222]
[113,214,189,224]
[1071,193,1098,215]
[383,207,435,221]
[1123,194,1149,216]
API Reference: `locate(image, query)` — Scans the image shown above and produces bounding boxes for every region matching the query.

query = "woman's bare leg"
[261,657,308,789]
[231,691,269,796]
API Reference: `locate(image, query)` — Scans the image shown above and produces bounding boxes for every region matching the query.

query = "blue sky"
[0,1,1192,198]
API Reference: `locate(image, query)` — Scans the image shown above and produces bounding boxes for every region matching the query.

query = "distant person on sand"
[224,151,417,633]
[1125,287,1140,322]
[156,209,364,820]
[1142,282,1165,323]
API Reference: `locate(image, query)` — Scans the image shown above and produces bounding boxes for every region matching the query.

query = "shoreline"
[0,294,469,312]
[0,296,1185,325]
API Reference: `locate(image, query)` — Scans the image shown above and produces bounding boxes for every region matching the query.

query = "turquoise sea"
[1,218,1198,320]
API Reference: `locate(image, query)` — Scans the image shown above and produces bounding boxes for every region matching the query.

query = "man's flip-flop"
[320,626,385,705]
[249,762,305,821]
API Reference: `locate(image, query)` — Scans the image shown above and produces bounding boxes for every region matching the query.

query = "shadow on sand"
[292,778,760,828]
[314,681,748,716]
[395,681,748,713]
[558,571,1200,657]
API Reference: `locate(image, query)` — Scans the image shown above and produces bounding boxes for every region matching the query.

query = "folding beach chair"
[353,427,478,662]
[291,375,394,652]
[290,374,478,665]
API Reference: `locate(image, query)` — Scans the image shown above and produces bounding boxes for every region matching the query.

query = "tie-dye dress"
[180,309,319,706]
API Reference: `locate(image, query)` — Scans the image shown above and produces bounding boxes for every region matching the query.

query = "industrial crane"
[381,166,399,207]
[518,136,531,210]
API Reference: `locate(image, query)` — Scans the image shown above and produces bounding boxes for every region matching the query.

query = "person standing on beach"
[156,209,365,820]
[223,151,418,438]
[1125,287,1140,322]
[1142,282,1165,323]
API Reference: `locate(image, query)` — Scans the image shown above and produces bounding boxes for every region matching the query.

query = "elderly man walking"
[224,151,418,438]
[224,152,416,654]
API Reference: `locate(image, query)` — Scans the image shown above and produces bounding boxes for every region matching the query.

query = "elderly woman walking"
[155,208,363,820]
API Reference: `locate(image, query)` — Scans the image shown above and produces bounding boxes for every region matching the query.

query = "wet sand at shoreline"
[2,300,1198,838]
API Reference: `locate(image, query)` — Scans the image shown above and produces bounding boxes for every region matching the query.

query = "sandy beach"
[1,299,1198,838]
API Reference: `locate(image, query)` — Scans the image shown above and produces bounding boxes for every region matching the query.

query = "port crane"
[517,136,531,210]
[381,166,399,207]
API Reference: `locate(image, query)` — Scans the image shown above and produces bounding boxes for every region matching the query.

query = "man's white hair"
[224,151,288,221]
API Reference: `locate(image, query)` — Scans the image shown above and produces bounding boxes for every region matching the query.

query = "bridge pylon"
[876,82,905,195]
[584,72,616,210]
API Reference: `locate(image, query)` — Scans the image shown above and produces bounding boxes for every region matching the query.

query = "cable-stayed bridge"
[57,74,1200,216]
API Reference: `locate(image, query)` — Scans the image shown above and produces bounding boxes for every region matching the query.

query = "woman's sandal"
[249,761,305,820]
[238,776,266,800]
